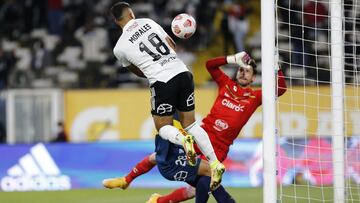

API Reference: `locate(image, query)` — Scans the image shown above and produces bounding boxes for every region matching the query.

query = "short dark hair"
[110,2,131,21]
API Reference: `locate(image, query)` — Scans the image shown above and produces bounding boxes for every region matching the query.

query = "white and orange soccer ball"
[171,13,196,39]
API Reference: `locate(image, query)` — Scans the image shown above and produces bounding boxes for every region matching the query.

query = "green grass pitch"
[0,186,334,203]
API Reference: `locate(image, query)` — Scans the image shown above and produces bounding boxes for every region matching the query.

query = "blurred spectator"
[0,47,17,89]
[132,0,156,19]
[0,0,224,88]
[52,121,68,142]
[303,0,328,40]
[47,0,64,35]
[0,121,5,143]
[23,0,47,33]
[303,0,328,80]
[221,2,234,55]
[304,1,328,29]
[225,0,251,52]
[288,1,308,69]
[8,68,34,88]
[0,0,23,39]
[192,0,218,49]
[151,0,167,19]
[176,44,196,71]
[344,0,360,83]
[31,39,52,76]
[75,16,108,62]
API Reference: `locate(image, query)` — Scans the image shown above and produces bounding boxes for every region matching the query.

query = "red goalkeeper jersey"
[200,56,287,161]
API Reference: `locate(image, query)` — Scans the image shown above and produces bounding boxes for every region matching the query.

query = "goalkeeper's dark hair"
[248,59,257,75]
[110,2,131,21]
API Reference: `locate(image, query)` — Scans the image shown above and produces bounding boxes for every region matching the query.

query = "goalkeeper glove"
[226,51,253,69]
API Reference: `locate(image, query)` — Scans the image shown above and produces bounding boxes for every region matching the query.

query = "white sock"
[158,125,184,146]
[185,122,218,164]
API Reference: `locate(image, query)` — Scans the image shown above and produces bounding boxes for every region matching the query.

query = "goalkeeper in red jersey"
[103,51,287,203]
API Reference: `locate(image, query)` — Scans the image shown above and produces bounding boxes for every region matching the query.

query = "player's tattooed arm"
[127,64,146,78]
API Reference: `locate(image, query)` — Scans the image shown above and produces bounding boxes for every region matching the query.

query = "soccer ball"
[171,13,196,39]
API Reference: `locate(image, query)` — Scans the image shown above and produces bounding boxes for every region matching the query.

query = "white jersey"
[113,18,189,85]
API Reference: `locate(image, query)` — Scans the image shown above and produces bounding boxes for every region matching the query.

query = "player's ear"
[126,8,135,19]
[251,68,256,82]
[251,74,256,83]
[130,9,135,18]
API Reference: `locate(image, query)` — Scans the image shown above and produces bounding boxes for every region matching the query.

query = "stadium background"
[0,0,358,202]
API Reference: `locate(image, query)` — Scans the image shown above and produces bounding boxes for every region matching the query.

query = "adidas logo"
[1,143,71,191]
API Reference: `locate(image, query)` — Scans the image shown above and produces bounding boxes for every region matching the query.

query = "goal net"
[274,0,360,202]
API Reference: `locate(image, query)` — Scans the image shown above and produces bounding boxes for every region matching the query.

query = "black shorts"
[150,71,195,116]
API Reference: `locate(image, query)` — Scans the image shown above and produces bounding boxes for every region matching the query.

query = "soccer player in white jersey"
[103,2,225,190]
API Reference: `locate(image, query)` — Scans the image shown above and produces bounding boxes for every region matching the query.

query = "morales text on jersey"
[128,24,151,44]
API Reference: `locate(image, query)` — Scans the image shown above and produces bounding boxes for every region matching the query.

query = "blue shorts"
[155,135,201,182]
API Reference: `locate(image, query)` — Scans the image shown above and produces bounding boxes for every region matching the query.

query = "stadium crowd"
[0,0,229,89]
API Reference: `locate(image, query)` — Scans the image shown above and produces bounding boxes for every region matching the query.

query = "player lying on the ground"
[150,133,236,203]
[103,51,287,202]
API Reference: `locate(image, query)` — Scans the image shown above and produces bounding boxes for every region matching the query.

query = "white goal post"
[261,0,277,203]
[262,0,360,202]
[330,0,345,201]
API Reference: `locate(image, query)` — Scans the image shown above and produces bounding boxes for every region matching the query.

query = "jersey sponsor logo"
[221,99,244,112]
[126,21,139,32]
[0,143,71,191]
[157,103,173,114]
[159,56,176,66]
[173,171,188,181]
[213,119,229,131]
[187,92,194,107]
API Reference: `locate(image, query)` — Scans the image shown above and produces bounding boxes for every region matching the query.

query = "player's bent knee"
[186,186,196,198]
[197,160,211,176]
[149,152,157,164]
[178,111,196,127]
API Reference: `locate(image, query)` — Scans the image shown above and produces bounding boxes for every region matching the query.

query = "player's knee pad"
[158,125,183,146]
[159,125,178,139]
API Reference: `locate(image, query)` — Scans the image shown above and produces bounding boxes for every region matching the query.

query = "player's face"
[236,66,255,87]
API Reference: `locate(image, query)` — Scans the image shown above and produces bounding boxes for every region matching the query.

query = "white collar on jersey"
[123,19,136,32]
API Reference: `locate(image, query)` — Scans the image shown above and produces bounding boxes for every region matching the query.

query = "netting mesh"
[275,0,360,202]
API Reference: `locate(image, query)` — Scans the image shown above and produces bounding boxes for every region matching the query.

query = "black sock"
[212,184,236,203]
[195,176,211,203]
[195,176,236,203]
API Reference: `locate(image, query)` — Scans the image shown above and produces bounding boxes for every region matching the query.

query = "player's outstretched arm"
[205,56,228,82]
[103,153,156,189]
